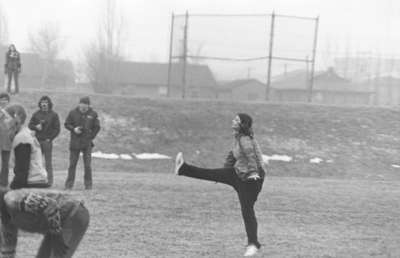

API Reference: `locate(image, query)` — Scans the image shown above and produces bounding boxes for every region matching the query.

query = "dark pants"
[178,163,264,248]
[36,203,90,258]
[40,140,54,186]
[6,70,19,94]
[65,146,92,189]
[0,150,10,186]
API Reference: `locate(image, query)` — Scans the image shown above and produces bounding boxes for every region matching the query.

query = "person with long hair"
[4,44,21,94]
[174,113,266,257]
[5,104,49,189]
[28,96,61,186]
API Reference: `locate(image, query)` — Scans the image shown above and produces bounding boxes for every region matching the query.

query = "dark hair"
[5,104,27,125]
[8,44,16,52]
[0,92,10,101]
[38,95,53,110]
[237,113,254,138]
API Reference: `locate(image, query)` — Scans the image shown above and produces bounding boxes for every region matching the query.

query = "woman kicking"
[0,187,89,258]
[174,113,266,257]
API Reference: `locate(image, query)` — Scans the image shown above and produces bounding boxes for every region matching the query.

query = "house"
[217,79,266,101]
[271,68,374,105]
[369,76,400,106]
[113,61,217,98]
[334,56,400,82]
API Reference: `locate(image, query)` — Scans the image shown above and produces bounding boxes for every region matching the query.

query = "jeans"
[178,163,264,248]
[0,150,10,186]
[6,70,19,94]
[65,146,92,189]
[36,203,90,258]
[40,140,54,186]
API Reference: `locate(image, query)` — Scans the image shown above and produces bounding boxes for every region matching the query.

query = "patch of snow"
[120,154,133,160]
[134,153,171,160]
[391,164,400,168]
[326,159,334,163]
[92,151,119,159]
[310,157,323,164]
[263,154,292,163]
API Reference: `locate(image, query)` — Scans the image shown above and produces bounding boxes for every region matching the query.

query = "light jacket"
[0,108,17,151]
[225,135,267,181]
[11,127,48,185]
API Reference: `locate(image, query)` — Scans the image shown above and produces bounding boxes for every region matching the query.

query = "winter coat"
[224,134,266,181]
[10,126,48,188]
[28,110,60,142]
[64,107,100,150]
[4,50,21,73]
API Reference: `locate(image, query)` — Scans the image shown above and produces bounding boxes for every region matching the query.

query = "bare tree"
[29,22,64,88]
[84,0,125,93]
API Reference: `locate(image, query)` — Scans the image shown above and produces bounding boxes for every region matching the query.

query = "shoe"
[175,152,184,175]
[85,185,92,190]
[244,244,259,257]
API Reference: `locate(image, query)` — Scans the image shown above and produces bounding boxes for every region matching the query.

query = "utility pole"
[182,11,189,99]
[167,13,175,97]
[307,16,319,103]
[265,12,275,101]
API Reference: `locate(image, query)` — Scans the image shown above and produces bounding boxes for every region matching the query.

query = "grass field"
[14,170,400,258]
[6,91,400,257]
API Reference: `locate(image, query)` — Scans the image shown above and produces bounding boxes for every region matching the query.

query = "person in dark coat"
[174,113,267,257]
[0,187,90,258]
[64,97,100,190]
[28,96,61,186]
[4,44,21,94]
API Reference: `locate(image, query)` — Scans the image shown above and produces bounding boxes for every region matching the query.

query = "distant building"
[271,68,374,105]
[368,76,400,106]
[217,79,266,101]
[112,61,217,98]
[334,56,400,82]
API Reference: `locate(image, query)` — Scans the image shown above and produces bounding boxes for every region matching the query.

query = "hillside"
[12,90,400,180]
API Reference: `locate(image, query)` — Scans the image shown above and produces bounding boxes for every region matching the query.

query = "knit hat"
[79,96,90,105]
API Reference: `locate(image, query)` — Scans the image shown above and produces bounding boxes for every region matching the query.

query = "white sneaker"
[244,244,259,257]
[175,152,184,175]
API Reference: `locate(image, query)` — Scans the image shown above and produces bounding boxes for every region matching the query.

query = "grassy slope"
[13,90,400,180]
[17,172,400,257]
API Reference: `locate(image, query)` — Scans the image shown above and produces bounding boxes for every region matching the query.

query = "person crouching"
[0,187,89,257]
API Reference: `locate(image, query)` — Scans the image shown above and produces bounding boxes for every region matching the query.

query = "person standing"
[0,187,90,258]
[28,96,61,186]
[0,92,13,186]
[4,44,21,94]
[5,104,49,189]
[64,97,100,190]
[174,113,266,257]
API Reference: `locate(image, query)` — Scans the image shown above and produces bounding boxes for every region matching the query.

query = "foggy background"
[2,0,399,70]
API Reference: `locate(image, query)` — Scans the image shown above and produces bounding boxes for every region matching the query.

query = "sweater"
[0,189,80,258]
[225,135,267,181]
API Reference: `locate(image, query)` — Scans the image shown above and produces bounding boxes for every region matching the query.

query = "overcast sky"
[1,0,399,78]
